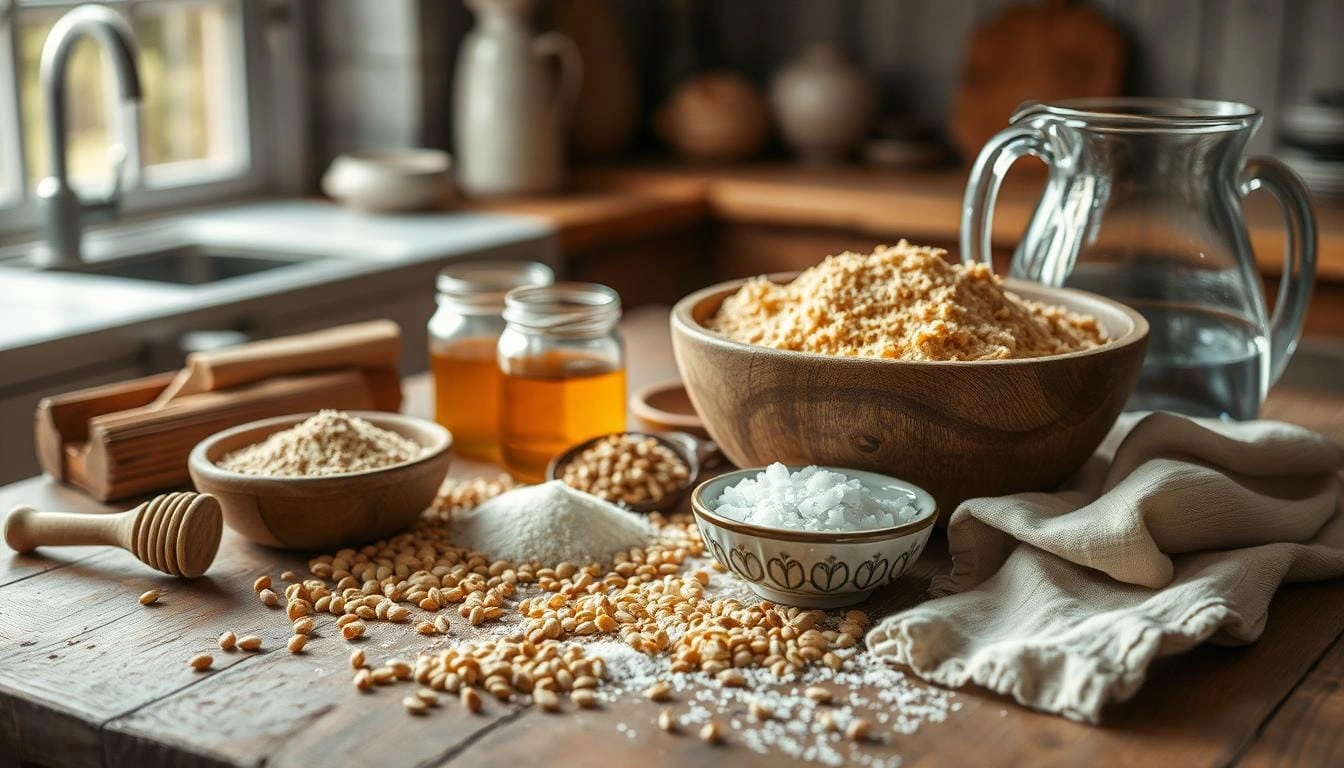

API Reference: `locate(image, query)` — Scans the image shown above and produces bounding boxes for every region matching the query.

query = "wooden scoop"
[3,491,223,578]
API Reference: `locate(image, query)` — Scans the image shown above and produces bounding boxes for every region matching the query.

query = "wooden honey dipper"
[3,491,223,578]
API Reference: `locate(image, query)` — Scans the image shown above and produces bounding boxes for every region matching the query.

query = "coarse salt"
[712,463,919,532]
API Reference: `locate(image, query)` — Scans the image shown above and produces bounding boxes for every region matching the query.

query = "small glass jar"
[428,260,554,461]
[498,282,626,482]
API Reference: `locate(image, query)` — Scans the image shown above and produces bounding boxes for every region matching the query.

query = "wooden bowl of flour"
[671,275,1148,515]
[188,412,451,550]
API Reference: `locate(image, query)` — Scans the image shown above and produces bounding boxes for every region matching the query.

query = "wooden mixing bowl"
[671,276,1148,514]
[188,412,451,550]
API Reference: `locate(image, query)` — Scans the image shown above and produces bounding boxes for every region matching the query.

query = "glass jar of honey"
[428,261,554,461]
[498,283,626,482]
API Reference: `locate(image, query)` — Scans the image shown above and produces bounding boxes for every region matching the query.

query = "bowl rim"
[329,148,452,176]
[690,465,938,543]
[188,411,452,490]
[672,273,1150,367]
[629,378,705,432]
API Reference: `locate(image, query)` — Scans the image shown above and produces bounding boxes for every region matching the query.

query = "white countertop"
[0,200,553,355]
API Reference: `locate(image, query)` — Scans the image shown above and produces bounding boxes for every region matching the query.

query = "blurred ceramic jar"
[655,72,769,163]
[454,0,581,195]
[771,45,877,164]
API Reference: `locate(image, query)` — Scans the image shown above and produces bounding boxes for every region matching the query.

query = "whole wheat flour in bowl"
[217,409,424,477]
[708,241,1106,361]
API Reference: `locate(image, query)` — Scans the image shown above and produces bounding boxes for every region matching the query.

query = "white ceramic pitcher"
[453,0,581,196]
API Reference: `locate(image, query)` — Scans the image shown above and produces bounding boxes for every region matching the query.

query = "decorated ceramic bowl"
[689,466,937,609]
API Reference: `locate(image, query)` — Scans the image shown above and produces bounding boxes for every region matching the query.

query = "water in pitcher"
[1123,302,1269,421]
[964,99,1318,420]
[1064,264,1271,421]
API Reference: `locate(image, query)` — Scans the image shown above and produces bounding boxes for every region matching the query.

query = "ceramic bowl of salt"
[690,464,936,609]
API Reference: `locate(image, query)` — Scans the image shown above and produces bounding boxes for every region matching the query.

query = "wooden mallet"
[4,491,223,578]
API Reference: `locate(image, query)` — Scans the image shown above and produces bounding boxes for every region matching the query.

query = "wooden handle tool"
[3,492,223,578]
[152,319,403,406]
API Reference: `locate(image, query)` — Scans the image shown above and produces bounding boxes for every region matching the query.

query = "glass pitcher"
[962,98,1317,420]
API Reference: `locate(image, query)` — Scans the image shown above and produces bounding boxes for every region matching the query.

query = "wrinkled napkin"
[867,411,1344,723]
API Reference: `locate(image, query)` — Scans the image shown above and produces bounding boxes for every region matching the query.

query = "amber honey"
[500,350,627,482]
[431,337,503,462]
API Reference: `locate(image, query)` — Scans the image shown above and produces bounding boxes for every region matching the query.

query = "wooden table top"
[2,307,1343,768]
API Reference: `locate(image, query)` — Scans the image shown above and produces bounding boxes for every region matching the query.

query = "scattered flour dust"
[586,640,958,767]
[449,481,653,565]
[217,410,423,477]
[432,477,958,765]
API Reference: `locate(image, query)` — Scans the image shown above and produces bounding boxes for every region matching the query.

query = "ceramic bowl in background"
[321,149,454,212]
[690,466,937,608]
[188,412,451,550]
[672,275,1148,514]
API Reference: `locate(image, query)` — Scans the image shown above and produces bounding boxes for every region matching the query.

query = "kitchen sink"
[48,245,322,286]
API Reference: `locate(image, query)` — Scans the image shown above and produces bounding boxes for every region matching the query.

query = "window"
[0,0,302,236]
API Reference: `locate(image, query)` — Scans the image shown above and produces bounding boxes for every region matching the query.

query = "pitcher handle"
[535,32,583,126]
[960,124,1055,268]
[1239,157,1318,383]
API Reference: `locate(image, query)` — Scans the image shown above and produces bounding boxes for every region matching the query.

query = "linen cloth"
[867,411,1344,723]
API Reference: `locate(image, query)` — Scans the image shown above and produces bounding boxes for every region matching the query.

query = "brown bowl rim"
[690,466,939,544]
[672,273,1150,367]
[629,379,706,433]
[188,411,452,492]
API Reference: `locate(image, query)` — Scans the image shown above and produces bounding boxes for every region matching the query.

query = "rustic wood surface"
[1,306,1343,768]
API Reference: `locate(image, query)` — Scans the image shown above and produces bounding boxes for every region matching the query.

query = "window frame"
[0,0,306,240]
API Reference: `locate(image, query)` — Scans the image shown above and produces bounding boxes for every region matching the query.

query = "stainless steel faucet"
[34,4,142,267]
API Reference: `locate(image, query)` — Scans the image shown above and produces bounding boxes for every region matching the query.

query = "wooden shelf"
[471,163,1344,282]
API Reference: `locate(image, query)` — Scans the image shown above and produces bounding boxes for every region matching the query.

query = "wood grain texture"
[0,307,1342,768]
[0,532,299,767]
[1239,632,1344,768]
[670,277,1148,512]
[395,551,1344,768]
[949,0,1127,159]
